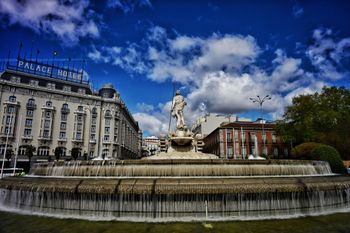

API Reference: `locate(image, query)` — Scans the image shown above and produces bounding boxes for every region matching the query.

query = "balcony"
[38,136,52,141]
[72,138,83,143]
[57,137,67,142]
[89,139,96,144]
[21,135,33,140]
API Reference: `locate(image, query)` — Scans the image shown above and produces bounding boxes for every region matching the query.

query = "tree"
[5,149,13,161]
[54,147,62,161]
[278,86,350,159]
[25,145,36,163]
[71,148,80,160]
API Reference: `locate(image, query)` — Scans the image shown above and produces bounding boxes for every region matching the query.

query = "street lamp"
[249,95,272,156]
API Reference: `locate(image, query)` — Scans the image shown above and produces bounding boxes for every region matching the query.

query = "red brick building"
[203,120,289,159]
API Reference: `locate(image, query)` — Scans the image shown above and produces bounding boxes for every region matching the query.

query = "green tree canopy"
[277,86,350,159]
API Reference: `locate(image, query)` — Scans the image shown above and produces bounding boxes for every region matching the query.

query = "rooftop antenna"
[29,40,34,61]
[35,49,40,63]
[6,49,11,67]
[16,42,23,70]
[168,82,176,133]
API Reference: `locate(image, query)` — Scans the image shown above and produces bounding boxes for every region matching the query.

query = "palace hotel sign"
[7,57,85,84]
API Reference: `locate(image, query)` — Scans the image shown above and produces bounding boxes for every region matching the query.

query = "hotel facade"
[0,57,141,164]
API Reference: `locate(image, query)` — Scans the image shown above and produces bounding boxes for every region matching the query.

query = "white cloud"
[89,26,350,135]
[107,0,152,14]
[306,28,350,80]
[292,3,304,17]
[0,0,100,45]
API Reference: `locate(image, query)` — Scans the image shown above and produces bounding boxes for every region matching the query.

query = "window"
[19,146,27,156]
[6,116,12,124]
[105,119,110,126]
[77,106,83,111]
[38,147,50,156]
[91,125,96,133]
[104,127,110,134]
[4,126,11,135]
[63,86,71,92]
[104,135,109,141]
[61,113,68,121]
[105,110,112,118]
[43,130,50,138]
[59,132,66,139]
[250,132,256,141]
[77,123,82,131]
[227,146,233,158]
[28,99,35,105]
[62,103,69,110]
[24,128,31,136]
[7,106,15,114]
[26,110,33,117]
[90,134,95,140]
[44,120,50,128]
[25,119,32,127]
[262,132,266,142]
[9,96,16,102]
[102,149,109,159]
[284,148,289,157]
[227,132,232,141]
[263,146,268,155]
[92,117,97,124]
[242,147,247,158]
[47,83,55,89]
[76,132,82,140]
[272,133,277,143]
[46,101,52,107]
[60,122,66,130]
[273,147,279,156]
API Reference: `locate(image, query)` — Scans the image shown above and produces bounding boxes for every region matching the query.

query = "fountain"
[1,90,350,221]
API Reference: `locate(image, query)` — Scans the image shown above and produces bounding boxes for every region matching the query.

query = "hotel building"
[0,57,141,165]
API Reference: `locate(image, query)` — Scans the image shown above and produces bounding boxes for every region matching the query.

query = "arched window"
[102,149,109,159]
[105,110,112,118]
[27,98,35,105]
[0,145,13,155]
[18,145,27,155]
[55,147,67,157]
[38,146,50,156]
[62,103,69,110]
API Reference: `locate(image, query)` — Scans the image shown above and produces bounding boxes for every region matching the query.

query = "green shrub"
[291,142,322,159]
[309,145,346,174]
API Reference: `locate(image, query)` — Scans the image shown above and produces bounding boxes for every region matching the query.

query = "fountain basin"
[170,136,193,146]
[1,175,350,221]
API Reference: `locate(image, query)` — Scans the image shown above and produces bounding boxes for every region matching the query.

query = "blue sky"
[1,0,350,136]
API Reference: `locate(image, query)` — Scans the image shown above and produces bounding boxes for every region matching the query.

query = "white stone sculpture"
[171,90,187,130]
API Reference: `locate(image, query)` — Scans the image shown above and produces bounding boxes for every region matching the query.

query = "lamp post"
[249,95,271,156]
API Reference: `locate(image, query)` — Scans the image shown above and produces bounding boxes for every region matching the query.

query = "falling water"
[1,187,350,221]
[30,160,333,177]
